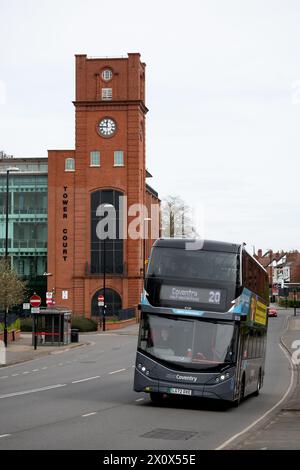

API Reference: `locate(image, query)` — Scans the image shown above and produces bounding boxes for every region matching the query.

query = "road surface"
[0,311,292,449]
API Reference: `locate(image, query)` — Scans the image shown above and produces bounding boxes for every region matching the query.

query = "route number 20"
[209,290,221,304]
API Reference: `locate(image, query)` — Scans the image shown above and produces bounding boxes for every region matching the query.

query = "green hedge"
[71,317,98,332]
[278,299,300,308]
[0,318,21,332]
[20,318,33,332]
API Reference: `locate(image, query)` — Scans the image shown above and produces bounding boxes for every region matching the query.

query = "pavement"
[228,308,300,450]
[1,333,90,367]
[0,323,139,367]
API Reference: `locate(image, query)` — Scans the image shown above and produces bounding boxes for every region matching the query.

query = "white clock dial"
[98,118,116,137]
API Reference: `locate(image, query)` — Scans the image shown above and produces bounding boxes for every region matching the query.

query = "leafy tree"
[0,259,27,310]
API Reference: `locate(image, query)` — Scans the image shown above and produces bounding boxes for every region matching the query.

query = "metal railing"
[117,307,136,321]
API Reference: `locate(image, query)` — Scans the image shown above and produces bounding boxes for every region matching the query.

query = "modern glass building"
[0,155,48,299]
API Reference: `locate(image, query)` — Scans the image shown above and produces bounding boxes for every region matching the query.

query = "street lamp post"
[102,203,114,332]
[103,236,106,332]
[143,218,151,281]
[3,167,19,348]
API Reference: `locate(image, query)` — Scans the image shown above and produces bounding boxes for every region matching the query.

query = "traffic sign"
[46,291,53,299]
[98,294,104,307]
[31,307,40,314]
[62,290,68,300]
[30,294,41,307]
[23,303,30,310]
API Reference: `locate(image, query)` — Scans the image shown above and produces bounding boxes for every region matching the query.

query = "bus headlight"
[137,363,150,376]
[216,372,230,383]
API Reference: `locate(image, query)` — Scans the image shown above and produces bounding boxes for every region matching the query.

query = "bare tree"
[161,195,198,238]
[0,259,27,346]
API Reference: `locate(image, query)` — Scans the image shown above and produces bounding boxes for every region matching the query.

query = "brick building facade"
[47,53,159,318]
[255,249,300,300]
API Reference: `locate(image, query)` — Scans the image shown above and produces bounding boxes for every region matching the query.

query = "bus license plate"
[169,388,192,396]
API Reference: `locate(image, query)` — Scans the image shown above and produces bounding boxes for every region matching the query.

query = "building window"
[101,69,113,81]
[90,189,124,275]
[65,157,75,171]
[101,88,112,100]
[90,151,100,166]
[114,151,124,167]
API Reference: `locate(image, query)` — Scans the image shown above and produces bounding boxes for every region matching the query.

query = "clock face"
[98,118,116,137]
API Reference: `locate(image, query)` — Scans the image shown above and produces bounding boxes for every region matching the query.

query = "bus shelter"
[32,308,72,346]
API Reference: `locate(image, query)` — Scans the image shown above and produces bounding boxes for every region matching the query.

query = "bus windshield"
[138,314,237,372]
[145,247,240,311]
[147,247,239,283]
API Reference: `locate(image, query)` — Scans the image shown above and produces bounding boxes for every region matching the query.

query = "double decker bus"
[134,239,269,406]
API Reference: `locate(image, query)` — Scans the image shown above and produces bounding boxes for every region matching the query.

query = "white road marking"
[22,371,30,375]
[41,367,48,370]
[0,384,67,400]
[58,363,64,366]
[0,376,8,379]
[32,369,39,372]
[109,368,126,375]
[135,398,145,402]
[82,412,97,417]
[0,434,11,439]
[11,374,19,377]
[72,376,100,384]
[215,343,295,450]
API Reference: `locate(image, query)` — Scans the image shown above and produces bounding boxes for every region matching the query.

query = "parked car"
[268,307,278,317]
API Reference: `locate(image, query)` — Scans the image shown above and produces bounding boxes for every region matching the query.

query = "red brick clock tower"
[48,53,158,318]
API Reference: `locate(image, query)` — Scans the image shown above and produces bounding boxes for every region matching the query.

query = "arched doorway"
[91,288,122,317]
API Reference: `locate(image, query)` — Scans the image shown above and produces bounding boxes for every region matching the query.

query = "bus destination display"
[160,285,222,305]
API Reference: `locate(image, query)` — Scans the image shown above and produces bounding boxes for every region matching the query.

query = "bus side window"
[258,330,262,357]
[254,330,258,358]
[243,334,249,359]
[248,330,253,359]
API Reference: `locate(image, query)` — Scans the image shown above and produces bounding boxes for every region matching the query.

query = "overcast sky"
[1,0,300,253]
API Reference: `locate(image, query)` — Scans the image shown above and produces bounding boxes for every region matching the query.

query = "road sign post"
[30,294,41,350]
[98,295,105,331]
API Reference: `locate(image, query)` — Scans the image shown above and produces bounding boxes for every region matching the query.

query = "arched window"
[90,189,124,274]
[65,157,75,171]
[91,288,122,317]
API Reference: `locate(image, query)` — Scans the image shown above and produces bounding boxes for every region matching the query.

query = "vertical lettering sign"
[62,186,68,261]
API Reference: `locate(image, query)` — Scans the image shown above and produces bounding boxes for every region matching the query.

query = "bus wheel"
[150,392,164,404]
[254,370,262,397]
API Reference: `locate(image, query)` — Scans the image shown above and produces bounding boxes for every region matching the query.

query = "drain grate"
[141,428,197,440]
